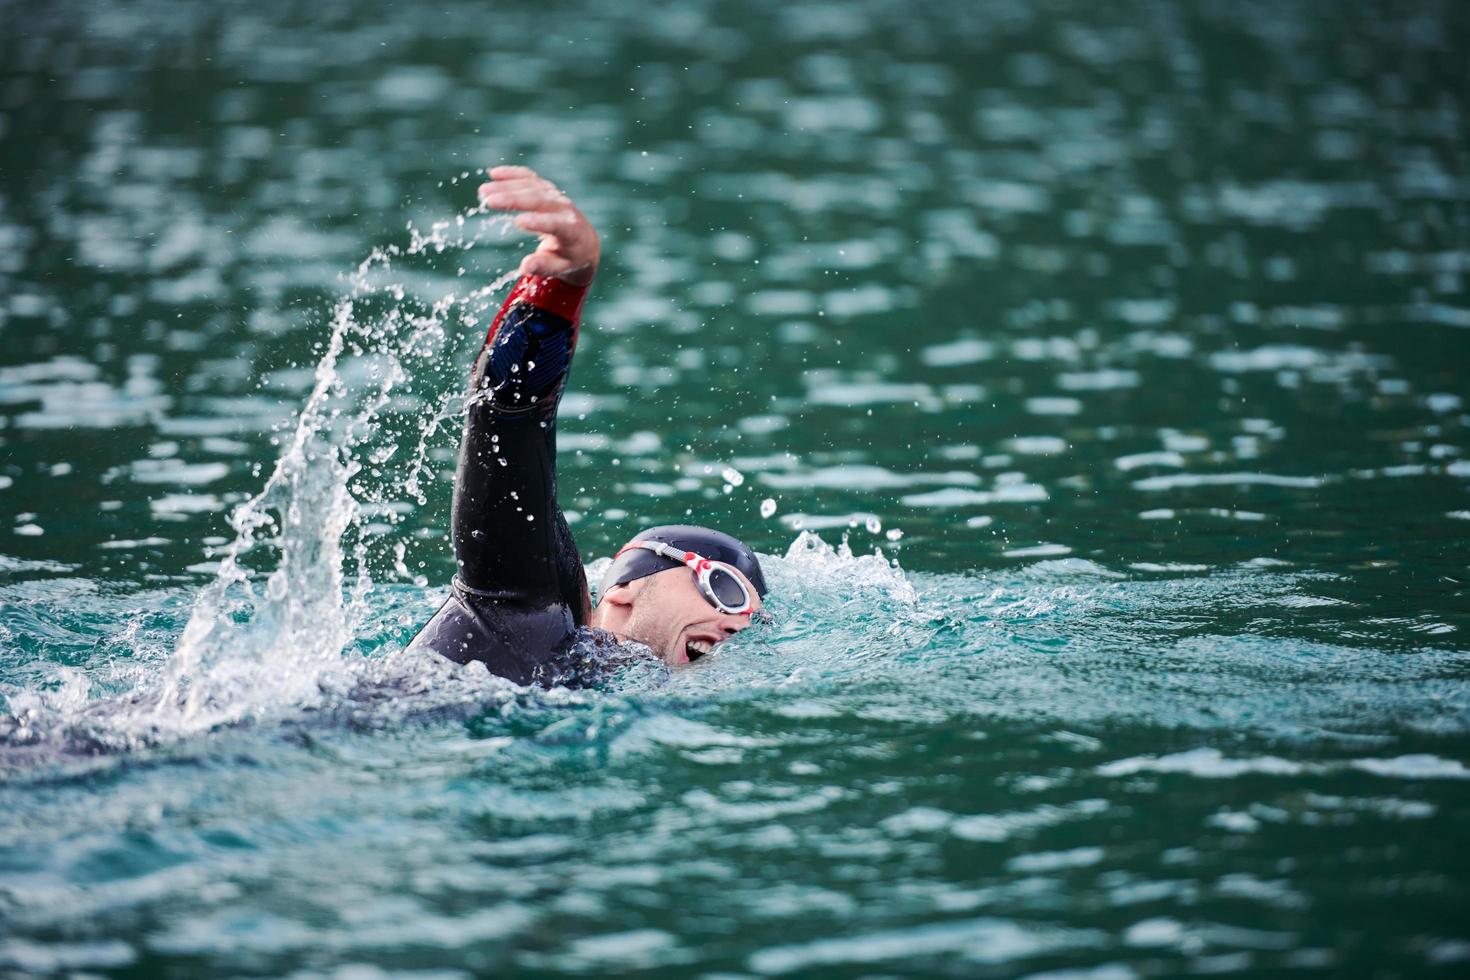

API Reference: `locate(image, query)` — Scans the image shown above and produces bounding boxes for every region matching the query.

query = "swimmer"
[408,166,768,685]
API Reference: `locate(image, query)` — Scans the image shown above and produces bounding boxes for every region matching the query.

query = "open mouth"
[685,638,716,662]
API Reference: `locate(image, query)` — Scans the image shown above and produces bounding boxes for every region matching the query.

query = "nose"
[720,616,745,636]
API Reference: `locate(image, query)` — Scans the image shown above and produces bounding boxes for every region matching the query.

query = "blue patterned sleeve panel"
[471,274,586,420]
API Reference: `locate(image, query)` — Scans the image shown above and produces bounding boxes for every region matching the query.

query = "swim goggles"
[614,540,760,617]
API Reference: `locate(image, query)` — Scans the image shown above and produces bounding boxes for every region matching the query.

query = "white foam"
[1057,369,1141,391]
[1004,543,1073,558]
[920,338,995,366]
[749,917,1102,974]
[1097,750,1470,782]
[1115,451,1185,471]
[1349,755,1470,780]
[1097,748,1305,778]
[1026,396,1084,416]
[761,465,981,491]
[1132,472,1326,491]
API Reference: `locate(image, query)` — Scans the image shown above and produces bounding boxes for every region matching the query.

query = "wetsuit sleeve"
[451,274,592,621]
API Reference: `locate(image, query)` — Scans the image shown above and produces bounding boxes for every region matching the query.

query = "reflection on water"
[2,0,1469,974]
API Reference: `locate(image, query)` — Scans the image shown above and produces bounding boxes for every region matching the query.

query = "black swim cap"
[598,524,768,599]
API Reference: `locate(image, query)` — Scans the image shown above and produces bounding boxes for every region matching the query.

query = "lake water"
[2,0,1469,974]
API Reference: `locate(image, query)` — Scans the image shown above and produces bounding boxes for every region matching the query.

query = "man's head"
[590,525,768,665]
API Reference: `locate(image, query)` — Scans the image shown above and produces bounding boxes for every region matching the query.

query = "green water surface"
[2,0,1469,975]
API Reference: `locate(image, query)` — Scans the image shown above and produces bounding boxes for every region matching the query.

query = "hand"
[478,166,600,288]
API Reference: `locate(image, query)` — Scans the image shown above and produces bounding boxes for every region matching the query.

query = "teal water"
[3,0,1470,974]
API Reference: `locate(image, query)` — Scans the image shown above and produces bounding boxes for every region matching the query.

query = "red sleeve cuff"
[507,274,589,323]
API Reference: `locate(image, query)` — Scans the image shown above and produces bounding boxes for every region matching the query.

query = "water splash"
[150,206,533,737]
[1,203,530,751]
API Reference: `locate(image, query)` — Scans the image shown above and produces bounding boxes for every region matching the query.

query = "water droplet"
[760,498,777,518]
[722,466,745,487]
[866,515,882,534]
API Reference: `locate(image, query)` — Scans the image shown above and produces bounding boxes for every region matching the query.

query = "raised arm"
[450,167,600,613]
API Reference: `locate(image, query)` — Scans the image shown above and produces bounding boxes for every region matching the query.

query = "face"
[594,566,764,665]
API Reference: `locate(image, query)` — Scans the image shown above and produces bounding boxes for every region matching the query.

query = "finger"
[480,185,569,212]
[483,174,549,191]
[478,176,548,199]
[515,211,580,234]
[488,164,538,180]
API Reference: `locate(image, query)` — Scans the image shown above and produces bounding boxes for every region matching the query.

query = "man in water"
[409,166,768,685]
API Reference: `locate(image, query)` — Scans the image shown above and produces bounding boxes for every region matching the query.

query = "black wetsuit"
[409,274,612,685]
